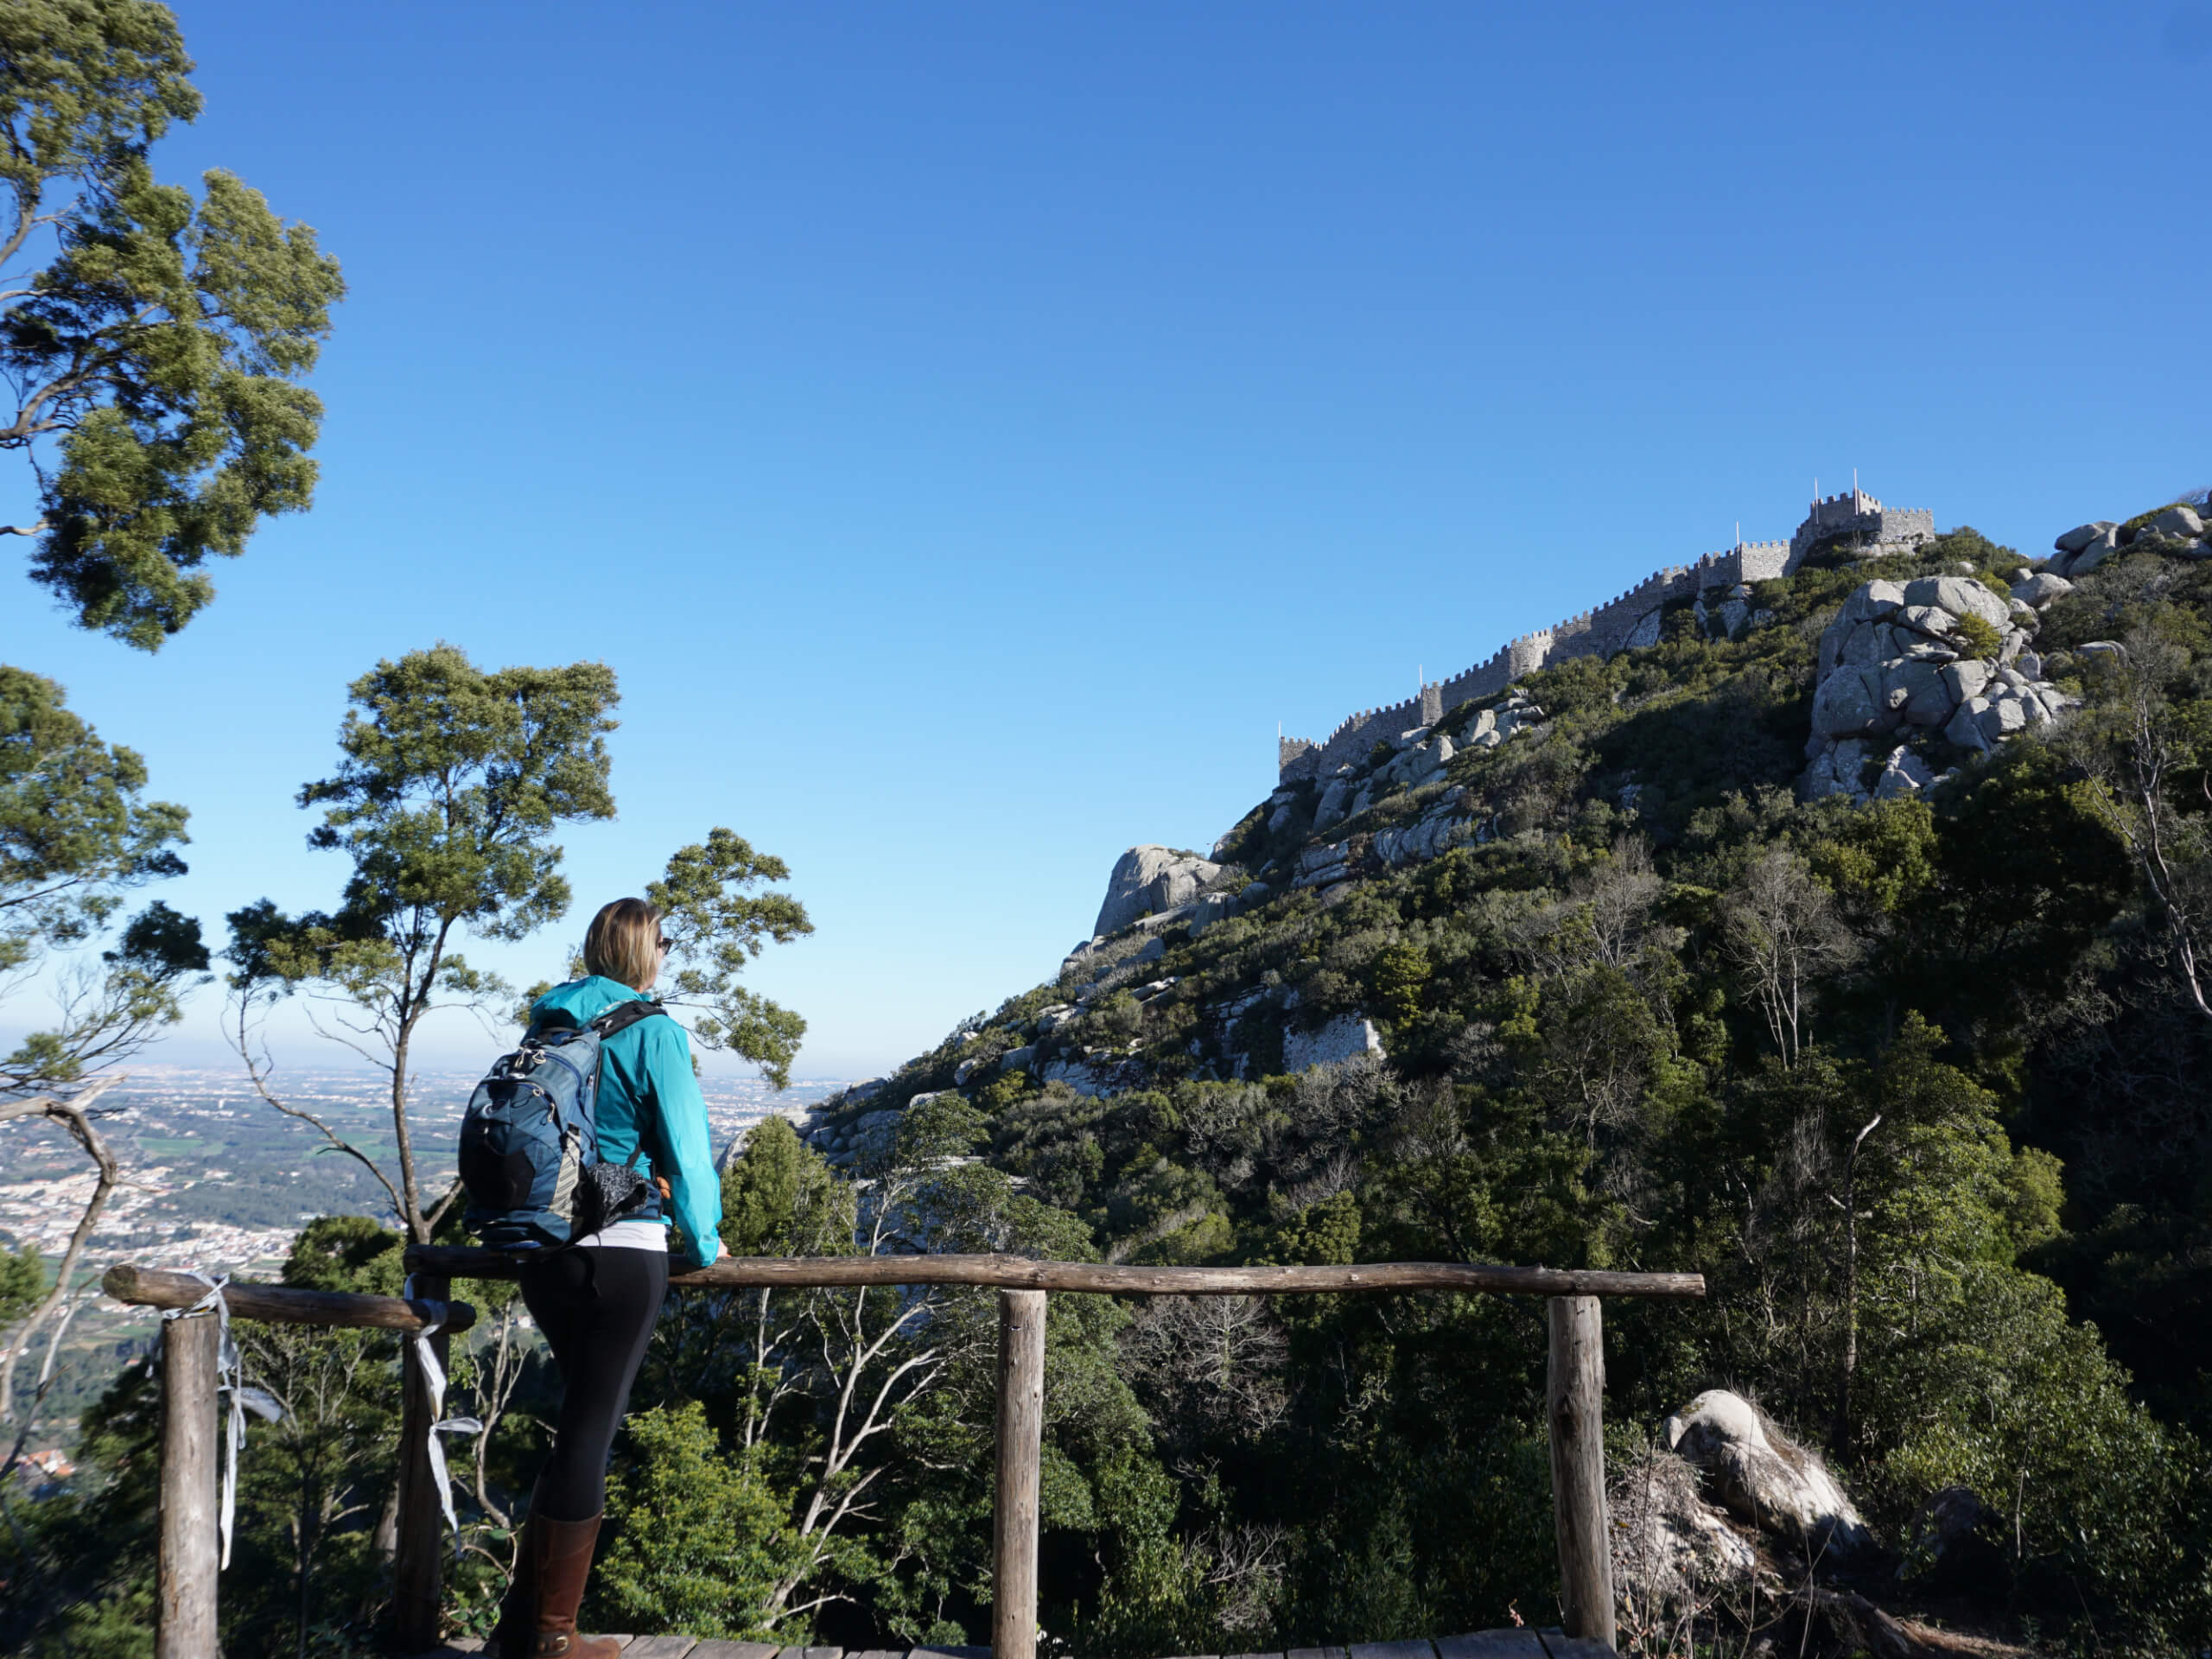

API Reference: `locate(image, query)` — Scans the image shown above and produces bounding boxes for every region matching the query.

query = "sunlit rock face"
[1802,575,2073,802]
[1094,846,1224,938]
[1662,1389,1872,1556]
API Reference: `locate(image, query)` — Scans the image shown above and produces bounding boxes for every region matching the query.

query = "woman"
[493,897,726,1659]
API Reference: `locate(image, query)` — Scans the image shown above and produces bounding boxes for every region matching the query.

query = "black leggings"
[518,1247,668,1521]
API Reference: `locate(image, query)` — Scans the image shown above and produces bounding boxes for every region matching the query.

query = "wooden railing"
[104,1253,1706,1659]
[101,1265,481,1659]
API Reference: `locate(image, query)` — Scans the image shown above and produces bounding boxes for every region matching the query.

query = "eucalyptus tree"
[0,667,205,1449]
[0,664,203,1096]
[226,645,620,1243]
[0,668,207,1503]
[0,0,344,647]
[649,826,815,1090]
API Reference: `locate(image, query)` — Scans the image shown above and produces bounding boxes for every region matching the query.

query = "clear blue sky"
[3,0,2208,1082]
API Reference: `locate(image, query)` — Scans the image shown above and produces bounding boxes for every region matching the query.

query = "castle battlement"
[1277,493,1931,783]
[1789,487,1935,562]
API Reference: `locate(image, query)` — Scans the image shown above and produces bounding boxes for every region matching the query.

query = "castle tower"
[1788,485,1935,569]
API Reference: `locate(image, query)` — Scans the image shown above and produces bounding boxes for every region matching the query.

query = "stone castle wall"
[1789,490,1936,562]
[1278,493,1926,784]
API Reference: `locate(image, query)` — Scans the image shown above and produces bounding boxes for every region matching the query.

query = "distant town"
[1,1065,848,1272]
[0,1065,853,1451]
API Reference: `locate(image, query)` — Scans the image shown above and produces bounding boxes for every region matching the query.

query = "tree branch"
[0,1077,124,1441]
[231,994,405,1226]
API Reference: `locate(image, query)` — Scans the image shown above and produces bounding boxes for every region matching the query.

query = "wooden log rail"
[103,1265,480,1335]
[101,1264,480,1659]
[402,1248,1707,1300]
[104,1250,1704,1659]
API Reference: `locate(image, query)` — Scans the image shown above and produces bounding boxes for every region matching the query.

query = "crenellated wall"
[1276,494,1927,782]
[1789,490,1936,562]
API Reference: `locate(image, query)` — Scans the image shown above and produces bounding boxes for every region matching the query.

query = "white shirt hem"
[575,1218,669,1251]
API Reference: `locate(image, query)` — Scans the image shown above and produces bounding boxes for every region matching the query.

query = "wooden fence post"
[156,1313,220,1659]
[391,1272,449,1652]
[993,1288,1046,1659]
[1548,1294,1616,1649]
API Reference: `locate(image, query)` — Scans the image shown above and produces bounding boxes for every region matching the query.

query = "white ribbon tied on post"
[159,1271,283,1569]
[403,1274,484,1558]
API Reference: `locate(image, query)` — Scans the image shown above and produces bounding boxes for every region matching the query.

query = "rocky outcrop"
[1803,575,2073,801]
[1292,840,1356,890]
[1662,1390,1870,1556]
[2141,504,2205,538]
[1696,582,1775,640]
[1281,1013,1384,1072]
[2048,506,2212,575]
[801,1097,937,1169]
[2009,570,2073,608]
[1095,846,1224,938]
[2051,520,2118,569]
[1872,745,1936,800]
[1459,690,1545,750]
[1038,1054,1148,1096]
[1372,787,1470,866]
[1611,1448,1762,1613]
[1309,693,1541,835]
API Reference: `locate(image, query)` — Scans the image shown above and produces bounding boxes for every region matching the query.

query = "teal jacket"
[531,976,723,1269]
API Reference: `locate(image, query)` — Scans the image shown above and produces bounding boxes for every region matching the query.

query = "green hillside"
[16,515,2212,1659]
[802,514,2212,1652]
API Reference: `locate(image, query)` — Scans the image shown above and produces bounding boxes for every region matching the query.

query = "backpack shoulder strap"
[584,1001,671,1170]
[588,1000,668,1039]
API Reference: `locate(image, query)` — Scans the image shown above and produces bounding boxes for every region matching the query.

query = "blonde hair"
[583,898,665,991]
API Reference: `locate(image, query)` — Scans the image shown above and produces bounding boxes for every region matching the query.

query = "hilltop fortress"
[1276,486,1936,783]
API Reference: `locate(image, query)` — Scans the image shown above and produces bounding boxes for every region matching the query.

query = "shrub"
[589,1402,804,1641]
[1954,611,2003,659]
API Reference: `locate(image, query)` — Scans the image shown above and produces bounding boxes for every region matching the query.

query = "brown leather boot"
[527,1510,620,1658]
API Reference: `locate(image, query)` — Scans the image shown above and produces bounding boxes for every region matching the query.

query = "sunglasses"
[657,935,671,952]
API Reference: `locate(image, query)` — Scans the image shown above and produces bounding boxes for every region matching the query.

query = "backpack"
[459,1001,669,1249]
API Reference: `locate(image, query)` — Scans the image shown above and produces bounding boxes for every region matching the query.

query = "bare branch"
[231,993,405,1225]
[0,1076,124,1438]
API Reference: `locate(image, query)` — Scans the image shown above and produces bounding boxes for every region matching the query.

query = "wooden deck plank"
[1435,1636,1546,1659]
[1436,1636,1546,1659]
[488,1629,1538,1659]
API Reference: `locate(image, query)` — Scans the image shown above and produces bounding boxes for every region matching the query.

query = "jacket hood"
[531,975,649,1028]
